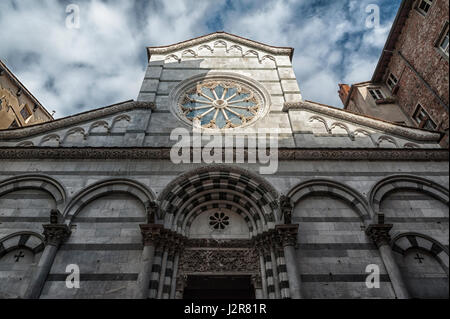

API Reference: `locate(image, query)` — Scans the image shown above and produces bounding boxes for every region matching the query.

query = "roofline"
[0,59,54,120]
[283,100,444,142]
[342,81,373,108]
[0,100,155,140]
[146,31,294,61]
[371,0,413,82]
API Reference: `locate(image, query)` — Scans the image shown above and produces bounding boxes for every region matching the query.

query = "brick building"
[0,60,53,129]
[339,0,449,146]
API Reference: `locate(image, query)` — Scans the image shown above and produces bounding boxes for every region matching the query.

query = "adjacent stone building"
[0,60,53,130]
[339,0,449,146]
[0,31,448,299]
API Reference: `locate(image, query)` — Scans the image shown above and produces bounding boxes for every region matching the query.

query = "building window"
[9,120,19,129]
[413,104,437,130]
[368,88,385,101]
[416,0,433,15]
[438,27,449,57]
[20,106,31,120]
[386,73,398,91]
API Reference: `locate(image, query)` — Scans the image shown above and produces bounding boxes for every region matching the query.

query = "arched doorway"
[154,166,291,299]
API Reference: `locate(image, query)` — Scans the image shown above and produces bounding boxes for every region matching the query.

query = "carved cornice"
[365,224,393,248]
[147,31,293,60]
[283,101,442,142]
[42,224,71,247]
[186,239,253,249]
[0,147,447,161]
[275,224,299,247]
[0,101,155,140]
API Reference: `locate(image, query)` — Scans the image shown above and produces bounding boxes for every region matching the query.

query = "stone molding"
[42,224,71,247]
[0,147,447,161]
[283,101,442,142]
[365,224,393,248]
[0,101,155,140]
[147,31,293,59]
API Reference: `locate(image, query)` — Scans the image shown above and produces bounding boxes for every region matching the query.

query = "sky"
[0,0,402,118]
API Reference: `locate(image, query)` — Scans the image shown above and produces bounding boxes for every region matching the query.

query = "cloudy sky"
[0,0,401,118]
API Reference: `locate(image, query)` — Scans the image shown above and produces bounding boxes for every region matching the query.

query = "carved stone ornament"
[275,224,299,247]
[180,248,259,273]
[365,224,393,248]
[279,195,293,224]
[43,224,71,246]
[139,224,164,246]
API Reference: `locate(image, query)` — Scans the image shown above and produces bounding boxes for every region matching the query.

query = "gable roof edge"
[0,100,155,140]
[283,100,443,142]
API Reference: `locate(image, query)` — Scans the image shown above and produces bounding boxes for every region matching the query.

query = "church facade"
[0,32,448,299]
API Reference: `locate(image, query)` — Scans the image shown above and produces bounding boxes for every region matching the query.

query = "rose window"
[178,80,261,129]
[209,212,230,230]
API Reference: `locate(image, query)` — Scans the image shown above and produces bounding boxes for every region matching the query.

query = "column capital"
[365,224,393,248]
[43,224,71,247]
[140,224,164,246]
[275,224,299,247]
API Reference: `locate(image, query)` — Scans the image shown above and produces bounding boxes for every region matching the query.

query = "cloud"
[0,0,401,117]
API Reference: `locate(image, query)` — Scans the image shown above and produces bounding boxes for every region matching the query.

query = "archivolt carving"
[165,54,181,63]
[16,141,34,147]
[88,120,110,134]
[111,114,131,129]
[39,134,60,146]
[309,116,331,133]
[353,129,378,146]
[198,44,214,53]
[330,122,355,141]
[182,49,197,58]
[227,44,243,54]
[213,40,228,49]
[377,135,398,148]
[62,127,87,144]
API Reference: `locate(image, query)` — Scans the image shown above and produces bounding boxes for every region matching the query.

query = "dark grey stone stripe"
[299,243,377,250]
[0,217,49,223]
[1,171,447,177]
[386,217,449,223]
[60,244,143,251]
[301,274,391,282]
[88,133,125,137]
[74,217,146,223]
[296,217,363,223]
[0,194,51,199]
[47,273,138,281]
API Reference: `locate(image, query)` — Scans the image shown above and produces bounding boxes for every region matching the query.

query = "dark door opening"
[183,275,255,299]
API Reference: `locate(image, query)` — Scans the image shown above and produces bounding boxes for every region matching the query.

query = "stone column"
[157,230,172,299]
[276,224,302,299]
[170,236,185,299]
[135,224,163,299]
[366,224,410,299]
[267,232,282,299]
[251,274,263,299]
[254,238,269,299]
[24,224,71,299]
[175,274,188,299]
